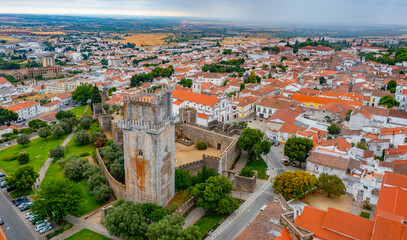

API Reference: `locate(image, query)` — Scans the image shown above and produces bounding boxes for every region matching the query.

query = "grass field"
[193,213,227,239]
[244,157,268,179]
[42,128,102,216]
[64,228,111,240]
[0,134,68,175]
[165,190,191,209]
[71,105,88,117]
[106,33,169,46]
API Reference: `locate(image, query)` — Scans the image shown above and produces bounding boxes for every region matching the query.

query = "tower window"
[138,149,143,156]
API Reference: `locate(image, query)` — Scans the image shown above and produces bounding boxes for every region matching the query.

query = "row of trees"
[130,66,174,87]
[202,63,245,73]
[72,84,102,106]
[0,108,18,125]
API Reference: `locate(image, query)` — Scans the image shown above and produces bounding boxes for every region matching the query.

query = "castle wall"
[234,171,257,192]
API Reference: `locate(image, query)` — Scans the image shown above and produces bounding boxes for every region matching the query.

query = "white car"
[39,225,52,234]
[35,222,50,232]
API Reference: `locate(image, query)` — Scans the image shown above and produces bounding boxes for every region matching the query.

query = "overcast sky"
[1,0,406,26]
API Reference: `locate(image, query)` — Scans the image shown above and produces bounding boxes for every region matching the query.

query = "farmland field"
[106,33,170,46]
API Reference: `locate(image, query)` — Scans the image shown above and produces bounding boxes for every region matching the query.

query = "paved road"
[214,185,274,240]
[0,190,34,240]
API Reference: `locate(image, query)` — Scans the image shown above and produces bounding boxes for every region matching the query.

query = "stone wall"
[234,171,257,193]
[99,115,112,131]
[96,149,126,199]
[179,107,197,124]
[172,197,196,216]
[176,154,222,176]
[111,122,124,150]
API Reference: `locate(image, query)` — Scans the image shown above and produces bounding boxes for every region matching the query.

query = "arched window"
[138,149,143,156]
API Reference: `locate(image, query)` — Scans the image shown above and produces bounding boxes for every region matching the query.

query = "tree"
[272,171,317,200]
[28,119,47,129]
[5,165,39,191]
[175,169,191,191]
[49,146,65,160]
[90,131,105,143]
[357,141,368,150]
[196,140,207,150]
[239,167,254,178]
[141,203,170,222]
[38,127,51,140]
[52,124,65,138]
[177,78,193,88]
[101,58,108,66]
[387,80,397,93]
[0,108,18,125]
[146,215,200,240]
[318,174,346,197]
[284,136,313,167]
[72,84,93,104]
[328,123,341,135]
[191,166,218,186]
[240,83,245,91]
[80,114,93,129]
[30,180,83,223]
[90,85,102,108]
[64,158,87,181]
[74,129,90,146]
[104,199,148,239]
[110,159,125,183]
[379,95,400,108]
[191,175,239,214]
[87,173,106,191]
[345,110,352,121]
[102,103,110,111]
[238,128,271,159]
[319,76,326,84]
[108,87,117,96]
[92,185,111,202]
[55,110,75,120]
[17,151,29,165]
[17,134,30,147]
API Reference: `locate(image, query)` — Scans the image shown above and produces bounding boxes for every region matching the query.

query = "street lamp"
[52,212,55,233]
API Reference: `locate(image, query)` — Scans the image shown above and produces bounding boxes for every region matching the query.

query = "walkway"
[183,207,206,228]
[66,215,121,240]
[0,134,39,151]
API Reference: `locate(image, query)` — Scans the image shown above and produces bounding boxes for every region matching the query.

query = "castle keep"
[117,89,176,206]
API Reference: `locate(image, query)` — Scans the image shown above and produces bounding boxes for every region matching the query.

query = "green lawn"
[244,157,268,179]
[42,129,102,216]
[0,134,68,175]
[65,228,111,240]
[70,105,87,117]
[193,213,227,239]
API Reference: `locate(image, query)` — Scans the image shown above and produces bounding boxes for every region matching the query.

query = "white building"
[7,101,41,121]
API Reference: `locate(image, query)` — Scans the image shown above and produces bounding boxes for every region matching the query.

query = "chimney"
[318,135,322,144]
[293,207,302,220]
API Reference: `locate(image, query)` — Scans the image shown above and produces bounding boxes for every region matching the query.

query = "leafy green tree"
[38,127,51,140]
[74,129,90,146]
[0,108,18,125]
[387,80,397,93]
[92,185,111,202]
[17,134,30,147]
[191,175,238,214]
[109,158,125,183]
[141,203,170,222]
[59,120,73,134]
[64,158,87,181]
[240,83,245,91]
[328,123,341,135]
[102,103,110,111]
[284,136,313,167]
[90,85,102,108]
[90,131,105,143]
[28,119,47,129]
[146,215,200,240]
[72,84,93,104]
[49,146,65,160]
[357,141,368,150]
[318,174,346,197]
[5,165,38,191]
[52,124,65,138]
[101,58,108,66]
[191,166,218,186]
[175,169,191,191]
[55,110,75,120]
[87,173,106,191]
[272,171,317,200]
[239,167,254,178]
[319,76,326,84]
[104,199,148,239]
[178,78,193,88]
[238,128,271,159]
[30,179,83,223]
[196,140,207,150]
[108,87,117,96]
[345,110,353,121]
[17,151,29,165]
[80,114,93,129]
[379,95,400,108]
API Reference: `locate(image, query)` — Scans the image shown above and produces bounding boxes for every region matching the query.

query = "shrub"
[87,173,106,191]
[64,159,87,181]
[79,152,90,157]
[4,154,19,161]
[93,138,107,148]
[175,169,191,191]
[196,140,207,150]
[17,151,29,165]
[49,146,65,160]
[360,211,370,219]
[74,129,90,146]
[20,128,34,135]
[90,131,105,143]
[80,114,93,129]
[17,134,30,147]
[239,167,254,178]
[363,204,372,211]
[92,185,111,202]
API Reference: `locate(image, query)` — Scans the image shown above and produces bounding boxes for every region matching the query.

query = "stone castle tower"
[117,88,176,206]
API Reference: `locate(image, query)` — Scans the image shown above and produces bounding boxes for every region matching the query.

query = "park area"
[65,228,111,240]
[174,142,221,166]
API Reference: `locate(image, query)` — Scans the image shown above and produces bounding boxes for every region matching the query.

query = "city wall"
[96,149,126,199]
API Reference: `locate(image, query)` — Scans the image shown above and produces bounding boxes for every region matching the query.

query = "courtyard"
[174,142,221,166]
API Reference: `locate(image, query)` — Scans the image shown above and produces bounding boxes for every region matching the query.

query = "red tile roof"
[173,90,219,107]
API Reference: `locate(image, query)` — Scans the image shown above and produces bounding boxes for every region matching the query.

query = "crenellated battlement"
[117,114,179,133]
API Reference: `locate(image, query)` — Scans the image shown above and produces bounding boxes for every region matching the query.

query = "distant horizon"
[1,0,407,26]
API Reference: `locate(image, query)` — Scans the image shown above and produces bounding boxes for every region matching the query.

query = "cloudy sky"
[1,0,406,25]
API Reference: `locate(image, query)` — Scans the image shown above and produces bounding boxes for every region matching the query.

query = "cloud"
[0,0,406,25]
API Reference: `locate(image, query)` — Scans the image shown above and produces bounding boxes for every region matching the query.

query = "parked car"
[35,222,50,232]
[35,220,48,227]
[281,159,290,166]
[0,181,5,188]
[26,212,37,219]
[274,142,280,147]
[0,173,5,177]
[6,185,15,192]
[12,197,28,206]
[290,161,296,167]
[19,202,33,211]
[39,225,52,234]
[0,218,4,225]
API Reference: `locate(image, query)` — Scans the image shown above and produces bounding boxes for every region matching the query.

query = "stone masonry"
[117,88,177,206]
